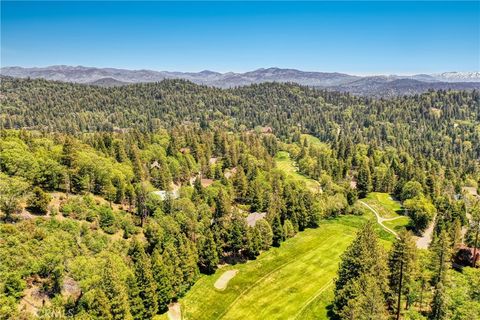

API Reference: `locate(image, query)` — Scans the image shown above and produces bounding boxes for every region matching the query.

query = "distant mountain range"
[1,65,479,97]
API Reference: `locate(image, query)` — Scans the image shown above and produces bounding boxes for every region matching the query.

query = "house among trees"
[224,167,237,179]
[260,126,273,134]
[246,212,267,227]
[455,245,480,267]
[150,160,161,169]
[151,189,180,201]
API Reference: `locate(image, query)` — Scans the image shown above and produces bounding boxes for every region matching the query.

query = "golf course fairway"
[177,214,392,320]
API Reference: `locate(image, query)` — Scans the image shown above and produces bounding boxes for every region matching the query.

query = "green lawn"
[274,151,321,192]
[300,134,330,150]
[178,214,393,320]
[363,192,404,218]
[383,216,410,233]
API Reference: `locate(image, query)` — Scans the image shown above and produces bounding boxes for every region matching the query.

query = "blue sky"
[1,1,479,74]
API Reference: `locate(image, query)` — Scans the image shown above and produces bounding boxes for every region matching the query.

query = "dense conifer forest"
[0,77,479,319]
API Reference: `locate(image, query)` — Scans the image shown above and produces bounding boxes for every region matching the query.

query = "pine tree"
[430,230,451,285]
[198,230,219,274]
[233,166,248,201]
[283,219,296,238]
[151,249,173,313]
[466,201,480,267]
[129,240,159,319]
[451,218,462,252]
[430,282,447,320]
[127,274,145,320]
[341,274,388,320]
[131,146,145,182]
[271,214,284,247]
[135,182,149,226]
[255,219,273,250]
[429,230,451,320]
[248,178,265,212]
[177,236,199,292]
[193,176,203,199]
[61,136,76,168]
[166,135,179,156]
[246,226,262,259]
[26,186,51,215]
[334,221,388,317]
[104,183,116,208]
[214,188,231,220]
[162,243,183,298]
[101,258,132,320]
[228,212,248,255]
[89,288,113,320]
[357,159,372,198]
[150,166,172,190]
[388,230,418,317]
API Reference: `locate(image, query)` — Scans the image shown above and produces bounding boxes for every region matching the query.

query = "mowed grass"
[274,151,321,192]
[363,192,404,218]
[383,216,410,233]
[179,214,392,320]
[300,134,330,150]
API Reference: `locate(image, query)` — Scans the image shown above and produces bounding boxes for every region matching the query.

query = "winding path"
[359,200,437,249]
[358,200,401,239]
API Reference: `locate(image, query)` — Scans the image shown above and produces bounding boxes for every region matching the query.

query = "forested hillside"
[0,77,479,319]
[2,77,479,169]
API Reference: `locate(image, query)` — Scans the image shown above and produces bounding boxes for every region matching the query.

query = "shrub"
[27,187,51,215]
[97,206,117,234]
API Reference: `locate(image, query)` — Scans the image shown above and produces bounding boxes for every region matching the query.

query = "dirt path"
[214,270,238,290]
[416,217,435,249]
[358,201,400,239]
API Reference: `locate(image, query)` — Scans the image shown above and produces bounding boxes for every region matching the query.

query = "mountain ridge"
[1,65,479,97]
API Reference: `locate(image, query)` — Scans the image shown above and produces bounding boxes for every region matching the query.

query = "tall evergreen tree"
[151,249,173,313]
[341,274,388,320]
[198,230,219,274]
[129,240,159,319]
[214,188,231,220]
[429,230,451,320]
[388,230,418,317]
[101,258,132,320]
[356,159,372,198]
[271,214,284,247]
[334,221,388,317]
[89,288,113,320]
[246,226,262,259]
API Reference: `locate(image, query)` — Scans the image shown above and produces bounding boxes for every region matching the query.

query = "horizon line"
[1,64,478,78]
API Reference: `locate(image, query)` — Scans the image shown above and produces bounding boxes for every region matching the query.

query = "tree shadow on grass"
[326,303,340,320]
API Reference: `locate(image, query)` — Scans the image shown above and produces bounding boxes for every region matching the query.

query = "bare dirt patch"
[214,269,239,291]
[19,282,50,316]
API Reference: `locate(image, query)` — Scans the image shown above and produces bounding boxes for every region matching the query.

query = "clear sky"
[1,1,479,74]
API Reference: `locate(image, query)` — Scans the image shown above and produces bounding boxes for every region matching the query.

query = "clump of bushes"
[27,187,51,215]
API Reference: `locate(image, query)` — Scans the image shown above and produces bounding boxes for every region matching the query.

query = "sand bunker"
[167,302,181,320]
[214,269,239,290]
